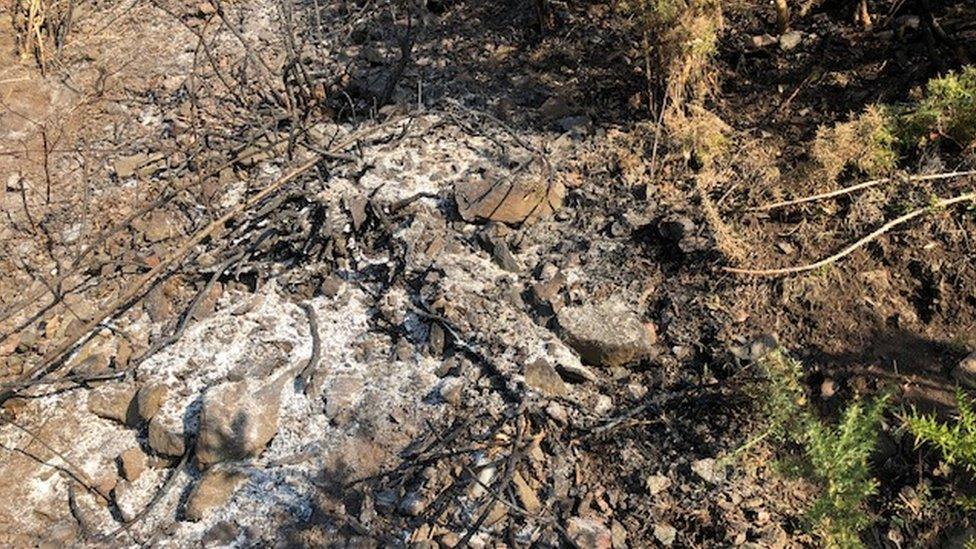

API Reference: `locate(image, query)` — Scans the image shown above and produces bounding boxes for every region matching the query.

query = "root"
[748,170,976,213]
[725,192,976,276]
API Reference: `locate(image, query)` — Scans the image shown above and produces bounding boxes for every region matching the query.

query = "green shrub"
[899,66,976,151]
[804,397,887,548]
[904,389,976,472]
[756,351,887,549]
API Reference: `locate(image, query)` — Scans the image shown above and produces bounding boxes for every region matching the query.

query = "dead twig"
[725,192,976,276]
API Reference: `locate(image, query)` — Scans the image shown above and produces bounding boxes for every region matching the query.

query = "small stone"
[0,333,20,356]
[546,402,569,424]
[566,517,612,549]
[88,384,139,426]
[185,468,247,521]
[345,194,369,231]
[645,474,672,495]
[557,299,655,367]
[323,374,364,423]
[611,520,627,548]
[142,211,177,242]
[428,323,446,356]
[136,383,167,422]
[148,413,186,457]
[557,115,591,133]
[94,471,118,499]
[952,352,976,389]
[524,358,567,397]
[539,96,573,122]
[196,376,284,468]
[820,378,837,398]
[779,31,803,51]
[118,447,148,482]
[438,376,464,406]
[691,458,726,484]
[547,342,598,382]
[113,152,164,179]
[511,472,541,514]
[653,524,677,546]
[202,521,239,545]
[594,394,613,415]
[627,383,648,400]
[488,235,521,272]
[398,492,426,516]
[750,34,777,49]
[197,2,216,16]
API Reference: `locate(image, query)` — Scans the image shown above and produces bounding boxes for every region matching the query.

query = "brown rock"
[118,447,147,482]
[511,472,541,514]
[184,468,247,521]
[148,413,187,456]
[136,383,168,422]
[523,358,567,397]
[557,299,655,367]
[88,384,139,426]
[0,333,20,356]
[456,176,563,225]
[195,377,284,468]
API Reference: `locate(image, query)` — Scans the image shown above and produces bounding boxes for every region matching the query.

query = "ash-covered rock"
[557,298,656,367]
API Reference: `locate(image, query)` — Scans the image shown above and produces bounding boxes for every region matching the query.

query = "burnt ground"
[1,0,976,547]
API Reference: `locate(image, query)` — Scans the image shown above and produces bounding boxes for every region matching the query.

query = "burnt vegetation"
[1,0,975,547]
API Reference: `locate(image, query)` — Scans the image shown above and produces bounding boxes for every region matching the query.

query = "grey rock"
[524,358,567,397]
[488,235,521,272]
[557,299,655,367]
[691,458,726,484]
[546,342,598,382]
[323,374,364,424]
[438,376,464,406]
[195,376,284,468]
[953,352,976,389]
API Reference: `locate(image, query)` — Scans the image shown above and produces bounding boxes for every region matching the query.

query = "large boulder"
[556,299,656,367]
[195,377,284,468]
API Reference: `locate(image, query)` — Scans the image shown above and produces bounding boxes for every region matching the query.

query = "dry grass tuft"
[812,105,898,185]
[9,0,75,73]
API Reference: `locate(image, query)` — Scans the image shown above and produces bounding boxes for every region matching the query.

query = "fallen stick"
[725,192,975,276]
[748,170,976,213]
